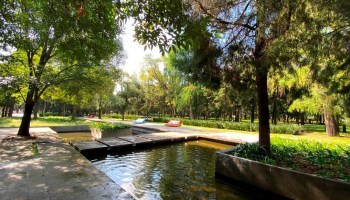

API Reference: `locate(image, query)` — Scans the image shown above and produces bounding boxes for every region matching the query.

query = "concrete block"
[96,138,133,149]
[215,151,350,200]
[72,141,108,157]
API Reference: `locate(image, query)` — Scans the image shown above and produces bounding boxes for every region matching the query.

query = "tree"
[115,75,141,120]
[0,1,122,136]
[119,0,350,153]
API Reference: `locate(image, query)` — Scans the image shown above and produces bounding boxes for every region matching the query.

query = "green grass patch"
[0,116,87,127]
[90,122,131,132]
[304,124,326,133]
[231,137,350,182]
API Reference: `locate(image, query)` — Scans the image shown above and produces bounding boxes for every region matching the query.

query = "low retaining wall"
[91,128,132,139]
[215,148,350,200]
[49,125,90,133]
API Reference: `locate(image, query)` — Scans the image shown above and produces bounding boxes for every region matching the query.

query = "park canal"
[90,140,258,200]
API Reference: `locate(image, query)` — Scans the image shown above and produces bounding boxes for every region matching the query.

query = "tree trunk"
[256,64,270,155]
[4,106,8,117]
[41,101,46,116]
[250,103,255,123]
[300,112,305,125]
[221,112,225,123]
[18,93,35,136]
[296,114,300,125]
[122,111,125,121]
[71,104,78,121]
[235,106,240,122]
[62,103,66,117]
[324,111,339,137]
[189,104,193,120]
[1,107,5,117]
[271,102,277,125]
[33,102,40,119]
[98,98,102,119]
[8,105,14,117]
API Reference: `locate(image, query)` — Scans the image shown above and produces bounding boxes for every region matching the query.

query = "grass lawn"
[0,116,89,127]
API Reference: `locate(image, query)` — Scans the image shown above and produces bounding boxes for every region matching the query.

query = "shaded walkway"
[0,128,134,200]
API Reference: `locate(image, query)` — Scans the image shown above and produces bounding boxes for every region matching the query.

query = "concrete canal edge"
[49,125,90,133]
[215,148,350,200]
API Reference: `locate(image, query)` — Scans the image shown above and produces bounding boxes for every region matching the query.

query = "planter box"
[91,128,132,139]
[216,147,350,200]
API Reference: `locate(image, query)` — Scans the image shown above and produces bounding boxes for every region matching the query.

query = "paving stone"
[96,137,133,149]
[117,136,153,145]
[72,140,108,157]
[137,134,174,143]
[200,135,246,145]
[0,187,7,196]
[73,140,108,152]
[27,191,50,200]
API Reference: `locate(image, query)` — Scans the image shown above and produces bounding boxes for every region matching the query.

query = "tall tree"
[0,0,122,136]
[120,0,350,153]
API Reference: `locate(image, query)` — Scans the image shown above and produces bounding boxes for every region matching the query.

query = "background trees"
[0,0,123,136]
[2,0,350,154]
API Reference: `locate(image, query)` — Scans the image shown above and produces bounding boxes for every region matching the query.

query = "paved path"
[0,128,133,200]
[132,123,259,143]
[86,118,259,143]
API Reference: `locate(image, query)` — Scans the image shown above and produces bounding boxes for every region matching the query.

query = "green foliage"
[180,119,301,134]
[182,119,224,129]
[32,143,39,155]
[90,122,131,132]
[270,124,303,134]
[231,138,350,182]
[223,122,258,132]
[153,117,171,123]
[102,114,139,120]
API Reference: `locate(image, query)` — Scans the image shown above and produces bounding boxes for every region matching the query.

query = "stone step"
[72,140,108,157]
[117,136,153,145]
[136,134,175,144]
[131,127,161,135]
[96,137,134,149]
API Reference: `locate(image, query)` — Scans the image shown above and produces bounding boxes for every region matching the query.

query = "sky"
[121,21,161,75]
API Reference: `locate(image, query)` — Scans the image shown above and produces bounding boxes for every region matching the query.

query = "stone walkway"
[0,128,133,200]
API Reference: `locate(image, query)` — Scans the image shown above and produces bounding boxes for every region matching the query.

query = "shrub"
[153,117,171,123]
[230,138,350,182]
[223,122,258,132]
[102,114,139,120]
[270,124,303,134]
[90,122,131,132]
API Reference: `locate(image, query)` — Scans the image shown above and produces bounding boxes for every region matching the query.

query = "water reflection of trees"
[130,141,219,199]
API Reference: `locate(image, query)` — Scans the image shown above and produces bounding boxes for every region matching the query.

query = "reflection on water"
[91,140,258,199]
[58,132,92,143]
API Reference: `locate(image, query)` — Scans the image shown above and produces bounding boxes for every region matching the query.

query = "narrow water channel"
[91,140,259,199]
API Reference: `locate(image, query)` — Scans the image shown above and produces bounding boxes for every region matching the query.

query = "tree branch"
[193,0,256,31]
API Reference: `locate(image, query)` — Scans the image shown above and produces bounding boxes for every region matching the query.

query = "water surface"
[58,131,92,143]
[91,140,258,199]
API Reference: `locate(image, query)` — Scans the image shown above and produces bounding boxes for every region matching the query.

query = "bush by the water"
[231,138,350,182]
[90,122,131,132]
